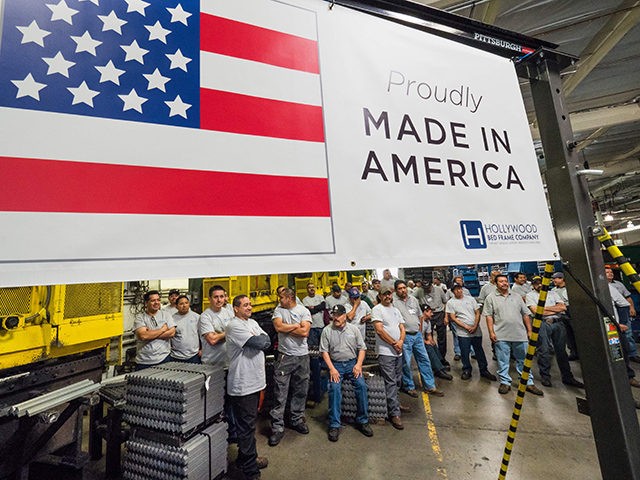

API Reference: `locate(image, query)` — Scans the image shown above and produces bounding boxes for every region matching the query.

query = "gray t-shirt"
[325,294,347,309]
[425,287,447,312]
[134,309,176,365]
[477,283,497,304]
[226,317,267,396]
[170,310,201,359]
[345,301,371,338]
[610,283,630,309]
[411,286,426,305]
[380,277,396,292]
[554,286,569,306]
[525,290,563,321]
[393,294,422,334]
[511,283,532,299]
[611,280,631,299]
[199,307,233,366]
[371,304,405,357]
[483,291,530,342]
[366,290,379,305]
[302,294,325,329]
[162,304,178,316]
[445,296,481,338]
[319,322,366,362]
[272,303,311,356]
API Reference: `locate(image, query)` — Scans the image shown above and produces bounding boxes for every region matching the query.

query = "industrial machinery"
[0,282,124,479]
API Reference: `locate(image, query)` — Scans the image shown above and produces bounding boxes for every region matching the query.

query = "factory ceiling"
[417,0,640,236]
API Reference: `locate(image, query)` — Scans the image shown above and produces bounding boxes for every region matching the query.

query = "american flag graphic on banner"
[0,0,334,262]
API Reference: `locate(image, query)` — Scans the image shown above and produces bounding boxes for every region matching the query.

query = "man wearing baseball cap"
[345,287,372,339]
[320,304,372,442]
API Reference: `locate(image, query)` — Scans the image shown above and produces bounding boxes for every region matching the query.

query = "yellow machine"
[0,282,124,370]
[201,271,371,312]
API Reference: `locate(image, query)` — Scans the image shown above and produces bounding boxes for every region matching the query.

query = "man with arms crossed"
[269,288,312,446]
[226,295,270,480]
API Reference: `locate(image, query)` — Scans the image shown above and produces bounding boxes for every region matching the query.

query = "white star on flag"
[166,48,191,71]
[167,4,191,25]
[11,73,47,100]
[165,94,191,118]
[43,51,75,77]
[95,60,125,85]
[125,0,150,16]
[16,21,51,47]
[98,11,127,34]
[71,30,102,56]
[145,20,171,44]
[121,40,148,64]
[79,0,99,5]
[46,0,79,25]
[119,88,147,113]
[67,81,99,107]
[143,68,170,92]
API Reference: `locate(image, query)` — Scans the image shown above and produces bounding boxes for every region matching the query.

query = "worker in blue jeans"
[320,304,373,442]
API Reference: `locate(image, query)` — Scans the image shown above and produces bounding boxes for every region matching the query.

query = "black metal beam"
[327,0,558,59]
[520,49,640,480]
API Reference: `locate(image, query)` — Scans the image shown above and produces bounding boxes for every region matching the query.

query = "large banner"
[0,0,558,286]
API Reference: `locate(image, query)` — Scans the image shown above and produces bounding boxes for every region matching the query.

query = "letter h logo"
[460,220,487,249]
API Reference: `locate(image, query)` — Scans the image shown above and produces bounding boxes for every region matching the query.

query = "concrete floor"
[84,335,640,480]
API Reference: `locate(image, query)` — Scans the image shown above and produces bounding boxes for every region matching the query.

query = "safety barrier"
[498,261,555,479]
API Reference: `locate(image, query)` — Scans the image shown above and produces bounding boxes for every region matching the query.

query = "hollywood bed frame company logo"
[460,220,539,249]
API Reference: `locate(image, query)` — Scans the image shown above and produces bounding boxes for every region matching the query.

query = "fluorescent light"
[604,214,614,222]
[610,224,640,234]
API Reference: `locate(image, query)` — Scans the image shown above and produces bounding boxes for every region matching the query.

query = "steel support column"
[519,49,640,480]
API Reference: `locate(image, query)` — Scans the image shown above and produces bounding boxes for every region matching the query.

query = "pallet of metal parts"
[341,372,387,421]
[364,323,378,362]
[124,363,225,435]
[123,421,228,480]
[308,346,321,358]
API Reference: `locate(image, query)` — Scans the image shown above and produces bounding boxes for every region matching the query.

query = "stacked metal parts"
[364,323,377,362]
[124,362,224,434]
[123,422,228,480]
[122,363,228,480]
[341,373,387,421]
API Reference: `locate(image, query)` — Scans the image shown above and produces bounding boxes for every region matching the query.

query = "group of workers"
[132,266,638,480]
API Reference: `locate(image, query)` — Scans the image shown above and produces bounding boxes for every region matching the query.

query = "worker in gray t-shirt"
[225,294,270,479]
[170,295,201,363]
[320,304,372,442]
[133,290,176,369]
[199,285,234,367]
[269,288,312,446]
[484,275,542,396]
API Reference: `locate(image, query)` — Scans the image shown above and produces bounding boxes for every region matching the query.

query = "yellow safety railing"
[498,261,555,480]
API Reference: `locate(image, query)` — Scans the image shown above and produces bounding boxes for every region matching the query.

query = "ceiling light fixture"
[604,214,614,222]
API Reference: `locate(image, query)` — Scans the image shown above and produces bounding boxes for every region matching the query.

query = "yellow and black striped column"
[499,261,555,480]
[597,227,640,295]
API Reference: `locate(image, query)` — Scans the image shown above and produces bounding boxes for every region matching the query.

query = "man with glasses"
[134,290,176,370]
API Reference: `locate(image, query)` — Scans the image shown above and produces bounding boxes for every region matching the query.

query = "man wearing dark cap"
[163,288,181,315]
[552,272,578,360]
[368,279,381,305]
[345,287,372,339]
[525,277,584,389]
[320,304,372,442]
[326,284,348,310]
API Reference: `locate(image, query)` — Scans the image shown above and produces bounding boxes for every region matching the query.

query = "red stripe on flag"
[200,88,325,142]
[0,156,331,217]
[200,13,319,74]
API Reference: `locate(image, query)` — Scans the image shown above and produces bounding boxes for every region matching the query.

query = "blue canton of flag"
[0,0,200,128]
